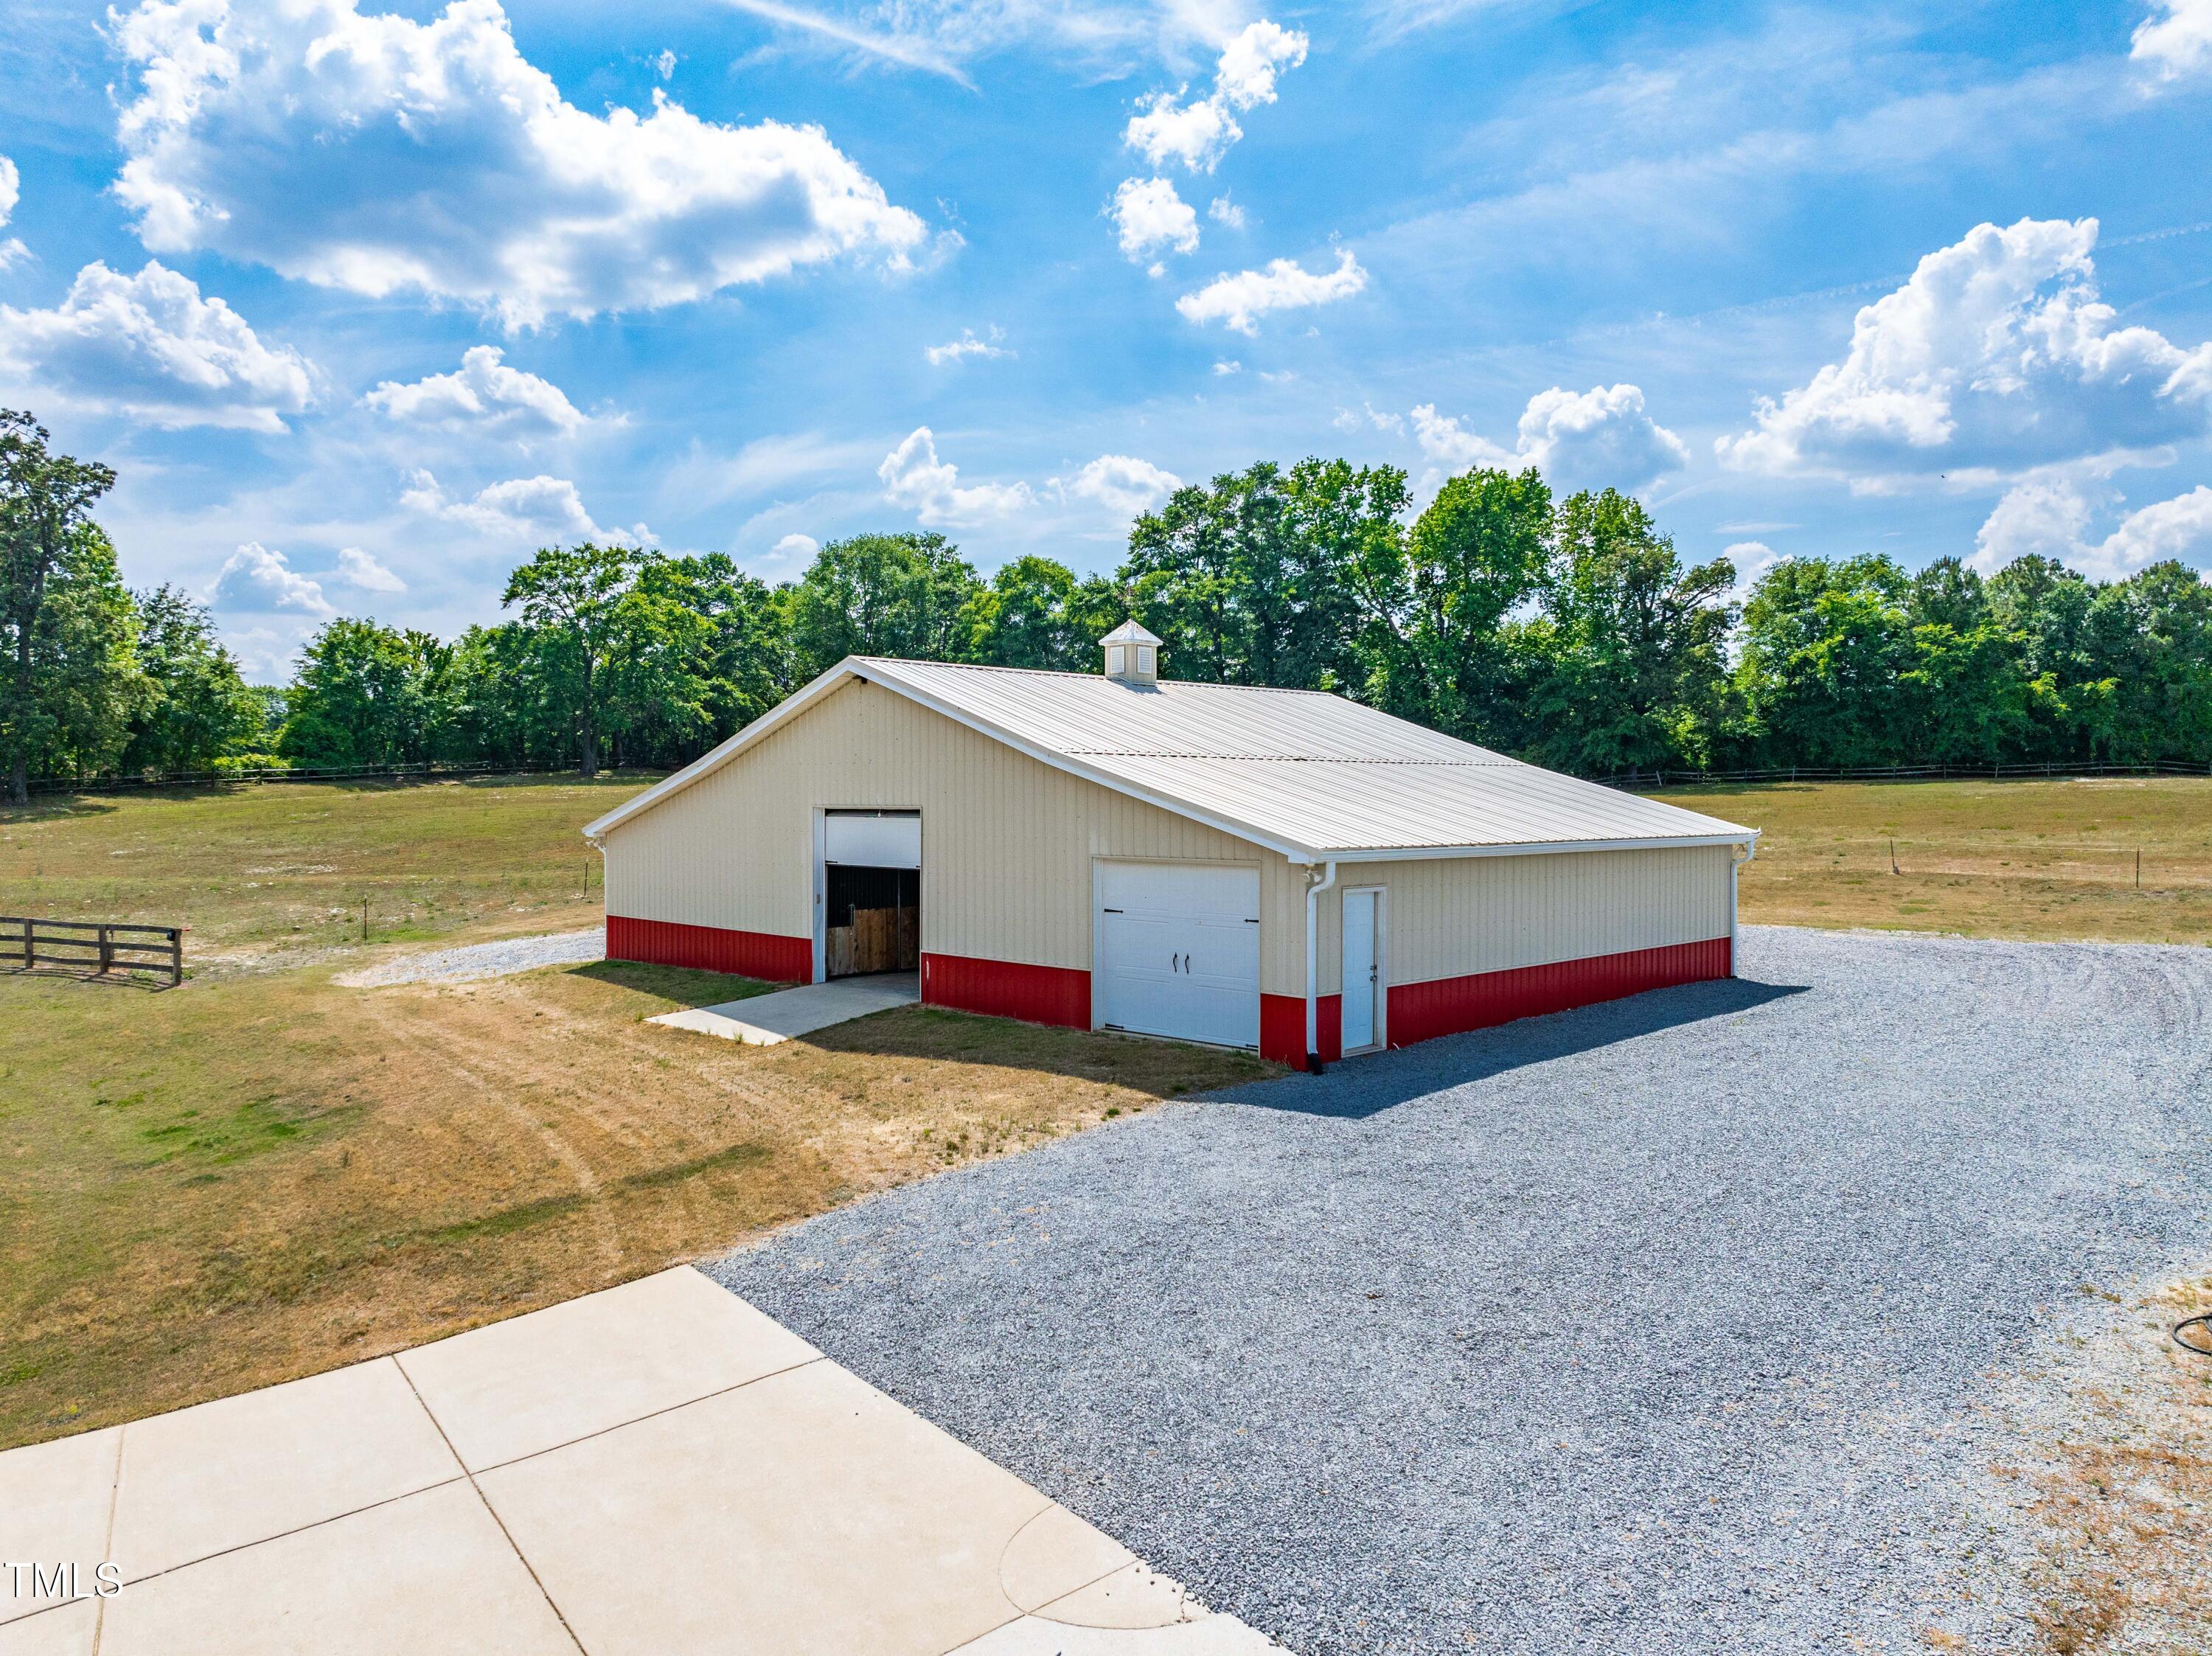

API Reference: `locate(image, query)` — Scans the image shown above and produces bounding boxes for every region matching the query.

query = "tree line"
[5,408,2210,804]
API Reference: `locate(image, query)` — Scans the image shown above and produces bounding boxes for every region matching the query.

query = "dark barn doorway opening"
[826,863,919,978]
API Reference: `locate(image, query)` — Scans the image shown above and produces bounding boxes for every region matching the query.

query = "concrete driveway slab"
[0,1429,117,1624]
[97,1481,575,1656]
[107,1357,459,1582]
[650,971,918,1045]
[0,1602,95,1656]
[1001,1503,1138,1613]
[397,1264,819,1470]
[1038,1564,1194,1629]
[1,1269,1279,1656]
[477,1357,1050,1656]
[945,1617,1282,1655]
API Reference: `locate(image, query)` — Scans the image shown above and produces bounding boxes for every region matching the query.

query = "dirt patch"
[1980,1271,2212,1653]
[1,955,1273,1449]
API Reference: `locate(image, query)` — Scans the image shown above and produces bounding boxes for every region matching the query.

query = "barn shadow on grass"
[566,959,789,1008]
[800,1003,1279,1100]
[1220,975,1812,1121]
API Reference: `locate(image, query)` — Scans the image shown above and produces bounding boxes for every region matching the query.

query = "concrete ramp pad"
[650,972,919,1045]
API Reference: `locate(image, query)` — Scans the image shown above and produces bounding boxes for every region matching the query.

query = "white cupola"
[1101,619,1163,686]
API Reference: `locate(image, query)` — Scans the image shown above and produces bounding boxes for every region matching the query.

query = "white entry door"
[1095,863,1260,1050]
[1342,887,1383,1053]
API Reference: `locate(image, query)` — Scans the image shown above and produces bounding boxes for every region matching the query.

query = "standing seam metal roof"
[582,655,1756,857]
[852,658,1753,857]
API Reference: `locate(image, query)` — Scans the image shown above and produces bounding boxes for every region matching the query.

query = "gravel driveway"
[334,926,602,986]
[709,928,2212,1655]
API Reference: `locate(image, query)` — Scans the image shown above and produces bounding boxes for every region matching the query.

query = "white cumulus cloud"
[335,546,406,592]
[363,347,585,439]
[1409,404,1514,470]
[1055,454,1181,518]
[765,532,819,564]
[1973,477,2212,582]
[0,154,24,268]
[1411,384,1688,492]
[210,543,335,616]
[1515,383,1691,493]
[1208,193,1246,230]
[1112,176,1200,266]
[1124,19,1307,173]
[0,261,316,432]
[878,427,1034,526]
[1177,248,1366,334]
[1717,218,2212,487]
[402,470,650,544]
[109,0,928,328]
[2134,0,2212,81]
[925,326,1012,365]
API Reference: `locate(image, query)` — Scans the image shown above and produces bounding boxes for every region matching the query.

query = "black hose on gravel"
[2174,1313,2212,1356]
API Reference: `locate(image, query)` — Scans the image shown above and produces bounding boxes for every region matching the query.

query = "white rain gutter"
[1730,832,1761,975]
[1304,858,1339,1074]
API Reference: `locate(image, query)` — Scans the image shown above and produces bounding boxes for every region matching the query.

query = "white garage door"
[1096,863,1260,1050]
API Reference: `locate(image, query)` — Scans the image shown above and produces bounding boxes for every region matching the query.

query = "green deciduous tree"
[1124,462,1360,689]
[279,619,443,769]
[1383,465,1552,744]
[786,533,985,678]
[501,542,654,776]
[1524,489,1734,774]
[122,585,262,773]
[0,411,145,801]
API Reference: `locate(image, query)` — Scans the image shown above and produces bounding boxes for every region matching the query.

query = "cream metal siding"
[1316,845,1734,990]
[602,679,1312,993]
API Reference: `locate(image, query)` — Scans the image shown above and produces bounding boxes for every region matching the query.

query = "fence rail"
[1599,759,2212,791]
[1,916,184,987]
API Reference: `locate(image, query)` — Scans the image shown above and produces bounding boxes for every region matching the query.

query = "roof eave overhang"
[1295,828,1759,864]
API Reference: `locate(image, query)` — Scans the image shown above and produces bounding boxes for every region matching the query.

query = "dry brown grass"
[1665,776,2212,945]
[1,955,1269,1450]
[2006,1276,2212,1653]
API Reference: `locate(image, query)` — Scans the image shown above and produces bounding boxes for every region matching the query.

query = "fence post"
[24,919,33,971]
[97,925,112,975]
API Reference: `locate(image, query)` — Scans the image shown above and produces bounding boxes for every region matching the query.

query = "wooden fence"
[1600,758,2212,791]
[0,917,184,987]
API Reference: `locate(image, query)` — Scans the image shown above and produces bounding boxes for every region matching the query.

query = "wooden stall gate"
[827,903,920,977]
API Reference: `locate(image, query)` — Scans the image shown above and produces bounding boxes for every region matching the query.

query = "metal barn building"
[581,625,1759,1069]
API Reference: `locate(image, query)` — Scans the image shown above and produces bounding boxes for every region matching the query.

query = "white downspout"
[1731,834,1758,977]
[1304,858,1339,1074]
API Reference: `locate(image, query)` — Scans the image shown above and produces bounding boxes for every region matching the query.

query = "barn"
[581,624,1759,1070]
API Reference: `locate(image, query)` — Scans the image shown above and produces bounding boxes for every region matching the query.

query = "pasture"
[1686,773,2212,945]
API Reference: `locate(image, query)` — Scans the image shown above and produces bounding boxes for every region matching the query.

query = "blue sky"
[2,0,2211,679]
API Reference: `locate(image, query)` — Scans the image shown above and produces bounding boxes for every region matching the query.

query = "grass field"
[0,775,645,968]
[6,771,2209,1451]
[0,778,1268,1449]
[1680,774,2212,946]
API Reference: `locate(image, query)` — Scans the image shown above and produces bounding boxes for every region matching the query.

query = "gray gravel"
[709,927,2212,1655]
[333,926,602,986]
